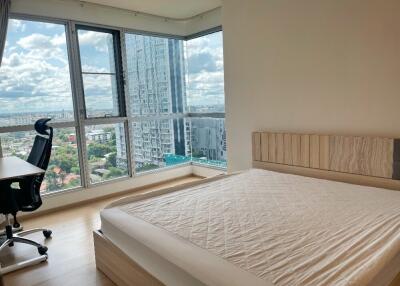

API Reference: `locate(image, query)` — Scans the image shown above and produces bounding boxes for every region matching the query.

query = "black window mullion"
[112,30,127,118]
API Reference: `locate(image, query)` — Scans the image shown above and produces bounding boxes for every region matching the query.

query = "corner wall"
[222,0,400,171]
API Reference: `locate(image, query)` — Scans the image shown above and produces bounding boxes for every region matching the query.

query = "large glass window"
[77,27,123,118]
[188,117,226,168]
[185,32,226,168]
[77,26,129,185]
[125,34,186,116]
[132,119,190,172]
[85,123,129,183]
[124,31,226,172]
[0,128,81,193]
[185,31,224,113]
[125,34,189,173]
[0,18,81,194]
[0,17,226,196]
[0,19,75,126]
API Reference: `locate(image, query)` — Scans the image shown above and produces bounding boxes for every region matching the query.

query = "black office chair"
[0,119,53,272]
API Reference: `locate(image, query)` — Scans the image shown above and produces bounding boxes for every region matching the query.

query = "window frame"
[183,29,226,169]
[0,13,225,196]
[75,24,127,119]
[71,23,133,187]
[0,14,85,194]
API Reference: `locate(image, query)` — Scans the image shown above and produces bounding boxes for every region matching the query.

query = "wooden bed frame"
[94,230,163,286]
[252,131,400,190]
[93,131,400,286]
[93,175,230,286]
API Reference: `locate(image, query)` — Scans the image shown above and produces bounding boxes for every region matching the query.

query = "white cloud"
[8,19,26,32]
[51,33,67,46]
[78,31,111,52]
[41,23,59,29]
[0,26,116,114]
[7,53,21,66]
[0,32,75,113]
[185,32,225,106]
[17,33,51,50]
[81,64,108,73]
[187,70,224,106]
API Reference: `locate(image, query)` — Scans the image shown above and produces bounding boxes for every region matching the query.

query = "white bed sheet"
[101,169,400,286]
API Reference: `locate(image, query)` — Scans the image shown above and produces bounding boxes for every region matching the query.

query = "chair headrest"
[34,118,52,136]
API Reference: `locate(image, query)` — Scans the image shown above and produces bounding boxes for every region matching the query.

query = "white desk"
[0,156,45,181]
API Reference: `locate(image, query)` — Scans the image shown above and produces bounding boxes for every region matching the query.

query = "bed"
[94,132,400,286]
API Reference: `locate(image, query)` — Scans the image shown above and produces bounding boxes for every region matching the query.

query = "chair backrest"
[19,119,53,211]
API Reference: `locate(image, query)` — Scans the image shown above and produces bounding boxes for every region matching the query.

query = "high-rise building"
[190,118,226,161]
[125,35,187,170]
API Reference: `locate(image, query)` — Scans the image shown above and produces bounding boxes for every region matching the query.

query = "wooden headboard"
[252,132,400,190]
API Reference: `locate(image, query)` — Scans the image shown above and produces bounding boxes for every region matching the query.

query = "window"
[125,31,226,172]
[125,34,189,173]
[185,31,225,113]
[0,18,81,194]
[188,117,226,168]
[132,119,190,172]
[76,26,129,184]
[0,19,75,126]
[0,16,226,195]
[125,34,185,116]
[77,27,124,118]
[0,128,81,193]
[85,123,128,183]
[185,31,226,167]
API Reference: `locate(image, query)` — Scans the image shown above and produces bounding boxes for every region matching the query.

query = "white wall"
[10,0,221,36]
[222,0,400,171]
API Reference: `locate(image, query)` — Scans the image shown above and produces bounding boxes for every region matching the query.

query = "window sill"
[41,161,225,200]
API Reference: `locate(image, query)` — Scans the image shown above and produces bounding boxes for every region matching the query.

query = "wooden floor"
[1,176,201,286]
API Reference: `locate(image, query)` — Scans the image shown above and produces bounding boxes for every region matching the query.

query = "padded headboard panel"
[252,132,400,190]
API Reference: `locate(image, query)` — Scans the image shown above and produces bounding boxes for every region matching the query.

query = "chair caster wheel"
[13,222,20,228]
[38,246,48,255]
[43,230,52,239]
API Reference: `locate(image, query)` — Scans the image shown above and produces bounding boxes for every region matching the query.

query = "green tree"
[50,145,79,173]
[45,167,59,192]
[104,167,124,179]
[105,152,117,168]
[71,167,80,174]
[87,143,113,158]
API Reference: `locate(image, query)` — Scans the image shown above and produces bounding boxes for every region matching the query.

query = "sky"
[0,20,74,114]
[0,19,224,117]
[185,31,224,108]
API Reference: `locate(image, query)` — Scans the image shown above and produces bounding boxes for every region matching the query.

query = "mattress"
[101,169,400,286]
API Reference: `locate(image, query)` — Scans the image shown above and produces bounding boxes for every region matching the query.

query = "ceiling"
[80,0,222,20]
